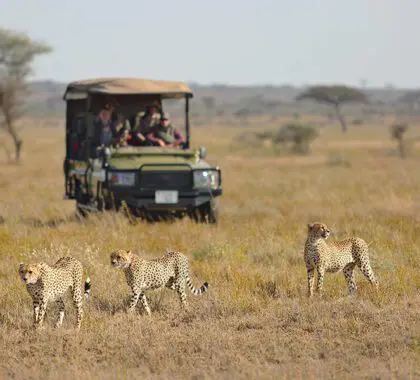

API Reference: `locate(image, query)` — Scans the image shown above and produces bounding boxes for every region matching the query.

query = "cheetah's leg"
[358,259,379,288]
[55,298,65,328]
[33,301,40,325]
[127,290,141,313]
[72,286,83,329]
[307,267,315,297]
[175,282,188,310]
[315,266,325,294]
[165,277,176,290]
[343,262,357,294]
[36,299,48,329]
[139,293,151,316]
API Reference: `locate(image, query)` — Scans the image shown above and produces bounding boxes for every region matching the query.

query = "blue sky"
[1,0,418,87]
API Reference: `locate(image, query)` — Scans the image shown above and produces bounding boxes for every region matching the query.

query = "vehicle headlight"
[193,170,220,190]
[109,171,136,186]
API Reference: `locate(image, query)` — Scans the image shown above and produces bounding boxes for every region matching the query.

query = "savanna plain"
[0,116,420,380]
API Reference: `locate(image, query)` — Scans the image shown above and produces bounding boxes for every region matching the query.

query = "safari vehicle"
[62,78,222,223]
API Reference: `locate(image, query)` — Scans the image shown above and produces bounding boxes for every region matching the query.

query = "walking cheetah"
[110,249,209,315]
[304,223,378,297]
[18,256,91,329]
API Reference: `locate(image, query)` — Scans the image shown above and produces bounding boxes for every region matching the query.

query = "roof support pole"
[185,94,190,149]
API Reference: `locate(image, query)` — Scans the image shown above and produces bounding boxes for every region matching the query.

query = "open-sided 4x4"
[63,77,222,223]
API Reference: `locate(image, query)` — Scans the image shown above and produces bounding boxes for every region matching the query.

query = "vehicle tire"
[74,180,92,219]
[205,199,219,224]
[191,199,219,224]
[75,202,89,219]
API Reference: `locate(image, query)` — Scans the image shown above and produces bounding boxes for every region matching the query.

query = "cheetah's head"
[18,263,42,284]
[110,249,132,269]
[307,223,330,240]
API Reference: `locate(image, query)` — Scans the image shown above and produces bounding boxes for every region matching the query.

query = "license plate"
[155,190,179,204]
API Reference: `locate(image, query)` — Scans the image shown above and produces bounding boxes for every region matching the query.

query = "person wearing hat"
[131,102,162,146]
[146,113,185,147]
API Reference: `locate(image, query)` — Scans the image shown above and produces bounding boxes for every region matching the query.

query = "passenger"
[131,102,161,145]
[117,126,132,147]
[146,113,185,147]
[112,108,130,131]
[92,103,119,150]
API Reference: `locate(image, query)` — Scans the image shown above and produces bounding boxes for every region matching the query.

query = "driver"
[92,103,119,150]
[146,113,185,147]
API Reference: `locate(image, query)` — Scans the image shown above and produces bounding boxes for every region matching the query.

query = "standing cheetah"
[304,223,378,297]
[110,249,209,315]
[19,256,91,329]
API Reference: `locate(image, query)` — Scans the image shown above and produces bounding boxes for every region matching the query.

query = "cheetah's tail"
[84,277,91,300]
[186,277,209,296]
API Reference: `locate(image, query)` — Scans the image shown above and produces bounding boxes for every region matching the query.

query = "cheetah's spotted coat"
[19,256,91,329]
[304,223,378,297]
[110,249,208,315]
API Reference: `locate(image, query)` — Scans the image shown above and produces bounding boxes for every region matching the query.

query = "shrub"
[272,122,319,155]
[233,122,318,155]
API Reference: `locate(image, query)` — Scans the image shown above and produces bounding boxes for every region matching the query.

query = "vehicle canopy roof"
[63,77,194,101]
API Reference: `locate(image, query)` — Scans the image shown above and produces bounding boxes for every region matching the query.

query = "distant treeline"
[24,80,420,120]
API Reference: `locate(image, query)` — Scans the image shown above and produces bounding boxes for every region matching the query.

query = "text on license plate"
[155,190,179,204]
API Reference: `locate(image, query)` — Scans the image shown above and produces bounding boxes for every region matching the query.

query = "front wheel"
[75,202,90,219]
[190,199,219,224]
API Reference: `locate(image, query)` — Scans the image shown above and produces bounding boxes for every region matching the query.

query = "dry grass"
[0,117,420,379]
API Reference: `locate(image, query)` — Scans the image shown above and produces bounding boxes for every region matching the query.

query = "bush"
[272,122,319,155]
[233,122,318,155]
[352,118,364,125]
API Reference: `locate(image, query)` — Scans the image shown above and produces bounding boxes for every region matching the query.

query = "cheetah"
[18,256,91,329]
[110,249,209,315]
[304,223,378,297]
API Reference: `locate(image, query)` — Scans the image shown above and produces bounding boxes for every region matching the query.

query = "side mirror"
[198,146,207,159]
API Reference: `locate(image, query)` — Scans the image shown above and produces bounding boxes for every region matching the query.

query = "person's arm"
[173,127,185,146]
[146,131,159,143]
[112,124,119,138]
[147,131,166,146]
[110,124,120,147]
[134,119,147,141]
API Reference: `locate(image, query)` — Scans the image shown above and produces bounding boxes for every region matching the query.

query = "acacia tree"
[296,85,367,133]
[0,28,52,162]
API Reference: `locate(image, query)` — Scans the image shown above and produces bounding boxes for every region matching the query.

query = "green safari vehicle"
[62,77,222,223]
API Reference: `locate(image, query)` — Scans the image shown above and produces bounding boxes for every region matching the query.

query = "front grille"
[139,171,192,190]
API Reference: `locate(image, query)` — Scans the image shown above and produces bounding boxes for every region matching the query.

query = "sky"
[1,0,418,88]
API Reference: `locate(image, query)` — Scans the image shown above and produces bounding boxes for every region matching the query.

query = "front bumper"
[110,188,222,210]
